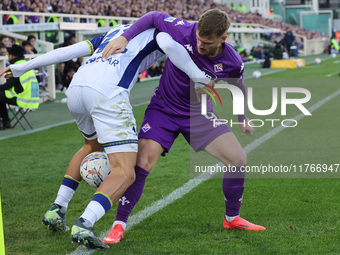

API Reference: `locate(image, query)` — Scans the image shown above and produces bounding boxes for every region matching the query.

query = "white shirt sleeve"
[156,32,210,88]
[10,41,91,77]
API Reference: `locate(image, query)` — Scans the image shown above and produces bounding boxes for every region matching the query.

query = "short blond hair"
[197,9,230,38]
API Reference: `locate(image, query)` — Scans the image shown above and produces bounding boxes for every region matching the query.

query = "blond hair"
[197,9,230,38]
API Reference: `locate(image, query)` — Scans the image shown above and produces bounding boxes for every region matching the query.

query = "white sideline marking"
[0,120,76,141]
[68,88,340,255]
[326,71,339,77]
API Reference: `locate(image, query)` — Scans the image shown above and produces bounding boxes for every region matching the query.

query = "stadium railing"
[0,10,326,56]
[0,11,138,26]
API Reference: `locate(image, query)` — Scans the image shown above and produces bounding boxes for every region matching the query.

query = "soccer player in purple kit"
[102,9,266,244]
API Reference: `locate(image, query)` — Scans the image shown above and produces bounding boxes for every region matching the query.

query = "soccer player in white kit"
[0,24,210,249]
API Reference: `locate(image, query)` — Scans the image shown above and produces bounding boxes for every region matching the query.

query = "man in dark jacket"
[284,30,295,57]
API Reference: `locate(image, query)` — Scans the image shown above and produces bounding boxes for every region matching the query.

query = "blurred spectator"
[109,19,118,27]
[159,61,165,74]
[29,6,41,23]
[262,53,271,68]
[273,41,284,60]
[22,41,34,54]
[283,29,295,57]
[62,35,77,47]
[97,12,106,27]
[55,62,65,91]
[239,50,248,62]
[237,3,246,14]
[9,37,16,47]
[0,36,11,48]
[330,36,339,54]
[20,0,32,23]
[233,40,240,51]
[46,5,59,42]
[27,35,38,54]
[54,36,80,89]
[252,45,264,59]
[62,67,76,89]
[230,3,236,11]
[5,4,19,24]
[1,0,10,11]
[147,62,162,77]
[0,43,8,56]
[289,42,298,57]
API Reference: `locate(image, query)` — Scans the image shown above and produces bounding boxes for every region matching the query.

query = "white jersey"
[70,25,163,98]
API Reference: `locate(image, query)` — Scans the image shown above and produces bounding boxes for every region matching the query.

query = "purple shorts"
[138,102,231,155]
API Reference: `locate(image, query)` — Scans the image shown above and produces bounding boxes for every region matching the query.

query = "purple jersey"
[123,11,246,118]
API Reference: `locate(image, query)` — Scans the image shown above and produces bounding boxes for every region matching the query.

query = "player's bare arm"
[102,36,128,59]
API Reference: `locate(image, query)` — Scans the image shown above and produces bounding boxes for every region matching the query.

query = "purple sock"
[222,166,245,217]
[115,165,149,223]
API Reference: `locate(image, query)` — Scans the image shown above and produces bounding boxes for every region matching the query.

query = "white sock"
[54,185,76,213]
[80,201,106,228]
[225,215,238,222]
[113,220,126,230]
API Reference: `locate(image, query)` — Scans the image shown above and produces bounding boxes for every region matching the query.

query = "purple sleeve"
[122,12,159,41]
[122,11,189,41]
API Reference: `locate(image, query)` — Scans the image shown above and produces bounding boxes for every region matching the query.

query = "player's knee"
[136,156,153,172]
[230,152,247,166]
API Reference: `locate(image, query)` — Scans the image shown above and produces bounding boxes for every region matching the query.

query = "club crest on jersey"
[214,63,223,72]
[164,17,176,23]
[142,123,151,133]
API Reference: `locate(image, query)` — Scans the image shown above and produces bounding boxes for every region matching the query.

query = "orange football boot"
[103,224,125,244]
[223,216,266,231]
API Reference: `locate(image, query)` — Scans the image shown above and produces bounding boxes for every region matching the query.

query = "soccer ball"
[252,70,261,80]
[80,152,111,188]
[331,53,337,59]
[315,58,321,65]
[296,61,303,68]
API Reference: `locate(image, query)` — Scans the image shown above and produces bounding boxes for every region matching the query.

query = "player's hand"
[195,80,215,102]
[102,36,128,59]
[240,120,254,136]
[0,66,13,78]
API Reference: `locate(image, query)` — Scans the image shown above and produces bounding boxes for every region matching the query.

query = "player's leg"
[103,138,164,244]
[189,113,265,231]
[42,87,102,232]
[204,132,265,231]
[72,152,136,249]
[78,151,137,228]
[104,106,179,244]
[70,89,139,249]
[43,138,103,231]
